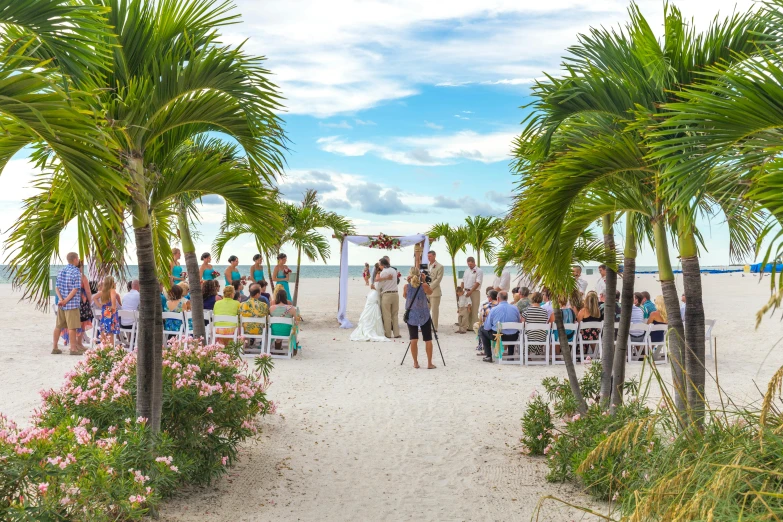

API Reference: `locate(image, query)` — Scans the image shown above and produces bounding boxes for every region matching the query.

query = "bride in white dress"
[350,289,391,342]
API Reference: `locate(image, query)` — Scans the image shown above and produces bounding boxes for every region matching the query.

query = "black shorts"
[408,319,433,342]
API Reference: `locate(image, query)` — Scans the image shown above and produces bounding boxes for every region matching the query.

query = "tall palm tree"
[428,223,469,295]
[511,3,769,424]
[464,216,501,267]
[3,0,287,433]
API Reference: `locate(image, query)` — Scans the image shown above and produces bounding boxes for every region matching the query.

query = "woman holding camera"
[402,267,435,369]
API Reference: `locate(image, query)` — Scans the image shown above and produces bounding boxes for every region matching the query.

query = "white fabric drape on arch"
[337,234,430,328]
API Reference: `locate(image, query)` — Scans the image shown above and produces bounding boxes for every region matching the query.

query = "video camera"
[419,263,432,284]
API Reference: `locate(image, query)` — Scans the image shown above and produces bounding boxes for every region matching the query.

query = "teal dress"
[252,268,265,283]
[172,265,183,282]
[274,269,291,301]
[202,266,214,281]
[225,269,241,287]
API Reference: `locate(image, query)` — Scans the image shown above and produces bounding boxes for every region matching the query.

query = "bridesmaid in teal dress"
[249,254,265,285]
[170,247,185,286]
[200,252,216,282]
[224,255,242,289]
[272,253,292,301]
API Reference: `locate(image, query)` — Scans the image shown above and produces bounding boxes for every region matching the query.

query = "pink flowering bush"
[1,338,274,519]
[520,392,553,455]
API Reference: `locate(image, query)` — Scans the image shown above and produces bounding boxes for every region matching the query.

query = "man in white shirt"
[680,293,686,322]
[493,266,512,294]
[595,264,607,301]
[375,258,400,338]
[462,257,483,327]
[120,279,140,328]
[572,265,588,294]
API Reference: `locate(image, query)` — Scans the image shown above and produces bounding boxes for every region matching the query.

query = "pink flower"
[221,456,228,466]
[571,414,581,422]
[37,483,48,494]
[583,355,592,366]
[136,416,147,424]
[529,390,539,399]
[170,465,179,472]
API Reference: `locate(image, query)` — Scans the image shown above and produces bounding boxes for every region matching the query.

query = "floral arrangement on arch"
[366,233,401,250]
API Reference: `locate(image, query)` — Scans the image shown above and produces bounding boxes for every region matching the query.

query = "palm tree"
[3,0,287,433]
[428,223,469,295]
[511,3,768,424]
[464,216,501,267]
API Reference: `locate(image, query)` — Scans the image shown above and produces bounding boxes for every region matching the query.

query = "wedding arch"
[336,233,431,328]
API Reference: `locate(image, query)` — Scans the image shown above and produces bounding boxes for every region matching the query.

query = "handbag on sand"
[403,284,421,324]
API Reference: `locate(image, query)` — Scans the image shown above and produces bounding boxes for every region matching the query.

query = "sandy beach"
[2,271,781,521]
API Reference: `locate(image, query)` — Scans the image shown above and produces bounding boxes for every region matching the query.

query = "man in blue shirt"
[52,252,85,355]
[641,291,657,319]
[480,291,522,362]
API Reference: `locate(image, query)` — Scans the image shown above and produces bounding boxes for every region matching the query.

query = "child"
[456,286,471,334]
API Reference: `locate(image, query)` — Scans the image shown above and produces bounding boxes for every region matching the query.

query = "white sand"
[1,272,782,521]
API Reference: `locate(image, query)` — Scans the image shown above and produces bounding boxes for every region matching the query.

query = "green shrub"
[541,359,602,419]
[520,392,554,455]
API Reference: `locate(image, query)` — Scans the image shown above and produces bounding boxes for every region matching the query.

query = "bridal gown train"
[350,290,391,342]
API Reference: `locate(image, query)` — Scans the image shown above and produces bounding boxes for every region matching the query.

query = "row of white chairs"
[492,319,716,366]
[88,308,296,359]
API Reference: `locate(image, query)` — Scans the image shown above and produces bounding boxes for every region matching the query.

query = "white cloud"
[355,119,376,126]
[317,129,516,166]
[319,120,353,129]
[454,114,469,120]
[424,121,443,130]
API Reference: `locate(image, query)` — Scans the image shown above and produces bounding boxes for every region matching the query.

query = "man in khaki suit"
[426,250,444,330]
[376,258,400,338]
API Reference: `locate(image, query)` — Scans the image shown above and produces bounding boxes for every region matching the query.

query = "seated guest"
[569,290,583,319]
[680,293,686,322]
[202,279,221,311]
[521,292,549,357]
[164,284,185,334]
[641,291,656,319]
[600,290,622,322]
[478,289,499,324]
[550,295,576,346]
[269,287,300,352]
[259,280,271,302]
[232,279,249,303]
[516,287,531,314]
[647,295,667,343]
[577,291,602,341]
[240,284,270,343]
[481,291,521,362]
[213,285,240,344]
[541,287,553,317]
[630,292,646,341]
[511,286,520,302]
[178,281,190,300]
[120,279,140,329]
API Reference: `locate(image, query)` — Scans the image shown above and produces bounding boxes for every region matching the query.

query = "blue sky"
[0,0,759,268]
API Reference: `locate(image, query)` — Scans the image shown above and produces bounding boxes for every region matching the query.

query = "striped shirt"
[55,265,82,310]
[523,305,550,343]
[630,305,645,336]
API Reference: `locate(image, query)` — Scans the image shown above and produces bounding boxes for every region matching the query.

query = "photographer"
[402,267,435,369]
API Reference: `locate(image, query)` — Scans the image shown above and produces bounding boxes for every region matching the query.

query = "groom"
[376,258,401,338]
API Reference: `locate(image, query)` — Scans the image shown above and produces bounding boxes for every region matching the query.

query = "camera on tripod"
[418,263,432,284]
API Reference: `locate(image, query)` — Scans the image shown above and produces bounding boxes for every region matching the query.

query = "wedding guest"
[163,284,185,335]
[231,279,248,303]
[680,293,686,322]
[599,290,622,321]
[479,289,499,324]
[578,291,602,342]
[492,265,512,293]
[240,284,269,344]
[647,295,667,343]
[202,279,221,311]
[516,287,531,314]
[376,258,400,338]
[273,253,292,301]
[550,295,576,346]
[120,279,140,329]
[596,264,607,301]
[178,282,190,302]
[573,265,588,294]
[95,276,121,347]
[171,247,185,286]
[259,280,271,303]
[249,254,265,285]
[521,292,549,357]
[72,260,94,349]
[269,287,300,352]
[52,252,85,356]
[640,291,657,319]
[403,267,435,369]
[363,263,371,286]
[456,286,471,334]
[200,252,216,282]
[213,285,240,345]
[541,287,553,318]
[462,257,483,328]
[427,250,444,331]
[630,292,646,341]
[481,291,521,362]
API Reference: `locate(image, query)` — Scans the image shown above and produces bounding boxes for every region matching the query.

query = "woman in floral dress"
[94,276,121,346]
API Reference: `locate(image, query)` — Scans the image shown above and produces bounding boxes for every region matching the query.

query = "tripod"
[400,296,445,366]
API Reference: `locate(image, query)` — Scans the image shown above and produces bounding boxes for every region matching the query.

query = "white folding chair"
[89,306,102,348]
[577,322,603,362]
[117,310,138,350]
[162,311,185,344]
[705,319,716,358]
[523,323,551,366]
[240,315,268,356]
[267,317,295,359]
[551,323,578,365]
[183,310,213,343]
[628,324,650,362]
[212,314,239,344]
[494,322,524,365]
[647,324,668,363]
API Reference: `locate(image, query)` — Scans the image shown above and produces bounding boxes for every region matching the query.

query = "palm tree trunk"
[293,246,302,306]
[654,220,687,422]
[450,255,459,294]
[610,216,636,413]
[554,305,587,415]
[680,227,706,427]
[179,209,205,340]
[600,215,617,408]
[152,287,163,432]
